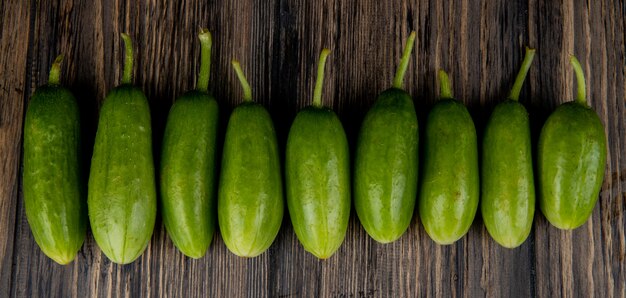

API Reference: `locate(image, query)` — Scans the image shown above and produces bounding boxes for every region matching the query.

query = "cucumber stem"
[48,54,64,86]
[231,60,252,102]
[392,31,416,89]
[120,33,134,85]
[312,49,331,108]
[569,55,587,106]
[196,29,212,93]
[438,69,453,99]
[507,47,536,101]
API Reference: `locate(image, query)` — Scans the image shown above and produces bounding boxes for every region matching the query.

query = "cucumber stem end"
[48,54,64,86]
[507,47,536,101]
[569,55,588,106]
[392,31,416,89]
[438,69,453,99]
[312,48,331,108]
[231,60,253,102]
[197,28,212,93]
[120,33,134,85]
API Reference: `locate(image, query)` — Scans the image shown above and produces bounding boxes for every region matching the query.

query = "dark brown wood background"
[0,0,624,297]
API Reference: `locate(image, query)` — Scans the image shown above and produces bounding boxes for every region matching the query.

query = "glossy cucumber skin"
[88,85,156,264]
[481,100,534,248]
[419,98,479,244]
[23,86,85,265]
[538,102,606,229]
[354,88,418,243]
[218,102,283,257]
[286,106,350,259]
[160,91,218,258]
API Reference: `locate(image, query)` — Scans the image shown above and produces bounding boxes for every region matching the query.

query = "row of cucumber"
[23,30,606,265]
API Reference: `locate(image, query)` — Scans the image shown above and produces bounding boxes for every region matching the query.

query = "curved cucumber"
[23,55,86,264]
[354,32,418,243]
[538,56,607,230]
[218,61,283,257]
[88,34,156,264]
[286,49,350,259]
[161,29,219,258]
[481,48,535,248]
[419,70,479,245]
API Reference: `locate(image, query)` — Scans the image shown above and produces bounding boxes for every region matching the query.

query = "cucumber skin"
[161,91,218,258]
[419,98,479,245]
[23,86,85,265]
[218,102,283,257]
[481,100,534,248]
[88,85,156,264]
[354,88,418,243]
[286,106,350,259]
[538,102,606,229]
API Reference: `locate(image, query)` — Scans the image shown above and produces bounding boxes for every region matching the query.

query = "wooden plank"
[1,0,624,297]
[0,1,32,296]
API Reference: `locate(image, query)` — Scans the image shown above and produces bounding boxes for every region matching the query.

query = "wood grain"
[1,0,624,297]
[0,1,32,297]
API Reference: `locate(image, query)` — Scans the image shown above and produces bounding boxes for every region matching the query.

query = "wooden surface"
[1,0,624,297]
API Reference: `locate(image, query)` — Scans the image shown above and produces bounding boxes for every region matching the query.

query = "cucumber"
[354,32,418,243]
[286,49,350,259]
[160,29,219,258]
[217,60,283,257]
[419,70,479,245]
[481,48,536,248]
[23,55,85,265]
[538,56,607,230]
[88,34,156,264]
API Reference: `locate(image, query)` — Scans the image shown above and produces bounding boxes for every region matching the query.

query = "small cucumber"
[538,56,607,230]
[354,32,418,243]
[88,34,156,264]
[218,60,283,257]
[23,55,86,264]
[419,70,479,245]
[481,48,536,248]
[286,49,350,259]
[160,29,219,258]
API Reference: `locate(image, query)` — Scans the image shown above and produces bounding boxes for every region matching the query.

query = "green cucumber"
[481,48,536,248]
[419,70,479,245]
[286,49,350,259]
[538,56,607,230]
[160,29,219,258]
[23,55,85,265]
[88,34,156,264]
[354,32,418,243]
[217,60,283,257]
